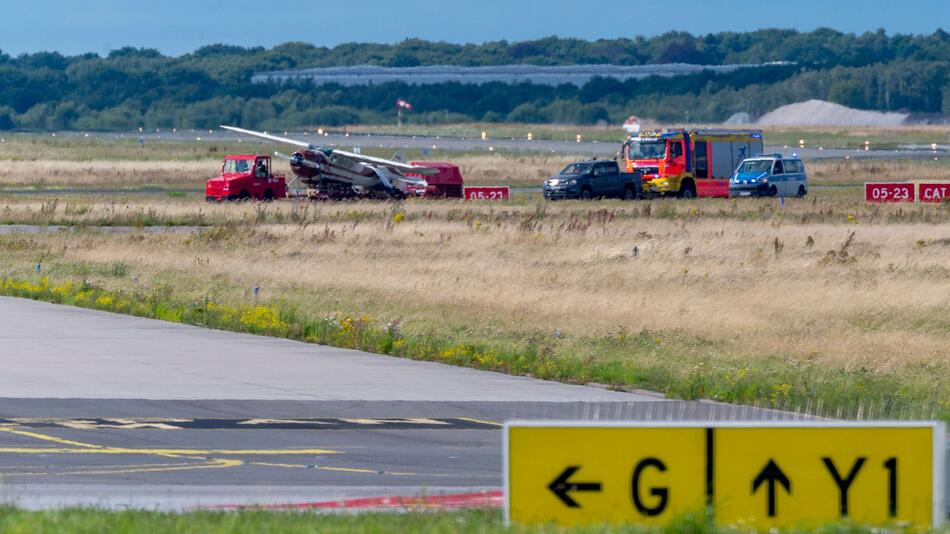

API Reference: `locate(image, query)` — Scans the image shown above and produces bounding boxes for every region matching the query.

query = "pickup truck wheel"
[579,188,592,200]
[622,186,637,201]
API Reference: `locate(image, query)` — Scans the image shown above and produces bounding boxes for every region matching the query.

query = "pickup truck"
[543,160,641,200]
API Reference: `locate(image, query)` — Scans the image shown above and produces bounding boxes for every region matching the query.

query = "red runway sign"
[918,182,950,203]
[865,182,915,203]
[464,186,510,201]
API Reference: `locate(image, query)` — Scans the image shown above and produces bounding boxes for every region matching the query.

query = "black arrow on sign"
[548,466,602,508]
[752,459,791,517]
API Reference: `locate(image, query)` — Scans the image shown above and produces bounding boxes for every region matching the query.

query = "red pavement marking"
[203,490,504,511]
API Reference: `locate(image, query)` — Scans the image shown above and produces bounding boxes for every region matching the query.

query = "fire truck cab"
[623,129,764,198]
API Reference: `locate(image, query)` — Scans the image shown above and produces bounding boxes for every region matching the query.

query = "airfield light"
[932,143,938,151]
[432,145,437,150]
[172,128,176,133]
[196,137,201,141]
[489,146,494,151]
[84,133,89,138]
[318,128,324,135]
[527,132,533,141]
[209,129,213,134]
[798,138,805,147]
[576,134,582,143]
[481,131,488,141]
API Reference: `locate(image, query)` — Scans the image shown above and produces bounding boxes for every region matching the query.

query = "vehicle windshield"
[560,163,594,175]
[626,140,666,159]
[223,159,252,174]
[737,159,774,173]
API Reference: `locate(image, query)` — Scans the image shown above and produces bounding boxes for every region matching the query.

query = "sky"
[2,0,949,57]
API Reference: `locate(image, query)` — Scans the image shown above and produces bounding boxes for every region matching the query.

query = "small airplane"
[220,125,435,199]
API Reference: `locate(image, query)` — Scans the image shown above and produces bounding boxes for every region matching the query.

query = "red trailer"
[406,161,464,198]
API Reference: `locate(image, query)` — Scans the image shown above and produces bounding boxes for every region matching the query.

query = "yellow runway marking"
[456,417,502,427]
[247,461,494,479]
[0,427,104,449]
[7,458,243,477]
[0,426,337,478]
[0,447,338,455]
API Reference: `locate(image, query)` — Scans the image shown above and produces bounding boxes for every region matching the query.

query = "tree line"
[0,28,947,130]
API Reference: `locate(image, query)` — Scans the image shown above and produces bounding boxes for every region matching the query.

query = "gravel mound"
[756,99,908,127]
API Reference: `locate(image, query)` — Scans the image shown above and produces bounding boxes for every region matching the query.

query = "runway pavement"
[0,297,939,511]
[44,129,944,160]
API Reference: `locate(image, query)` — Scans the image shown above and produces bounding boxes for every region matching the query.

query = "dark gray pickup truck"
[542,160,642,200]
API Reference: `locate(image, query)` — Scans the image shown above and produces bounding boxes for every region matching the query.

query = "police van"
[729,154,807,198]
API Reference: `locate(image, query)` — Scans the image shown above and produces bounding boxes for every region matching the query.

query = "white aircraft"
[220,125,435,199]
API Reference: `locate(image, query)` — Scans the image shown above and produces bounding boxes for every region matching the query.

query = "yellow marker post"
[505,422,945,530]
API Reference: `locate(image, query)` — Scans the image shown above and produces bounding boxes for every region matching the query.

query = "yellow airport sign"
[505,422,945,529]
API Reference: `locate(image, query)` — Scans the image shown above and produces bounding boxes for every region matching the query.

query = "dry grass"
[0,160,213,188]
[807,157,950,186]
[4,198,950,380]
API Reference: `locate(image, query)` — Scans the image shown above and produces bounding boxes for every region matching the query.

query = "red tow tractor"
[206,154,287,201]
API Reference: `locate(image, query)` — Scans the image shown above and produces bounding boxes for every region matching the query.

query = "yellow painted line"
[456,417,502,427]
[253,460,419,476]
[0,447,338,455]
[1,461,202,471]
[5,458,243,477]
[248,461,487,478]
[0,427,104,449]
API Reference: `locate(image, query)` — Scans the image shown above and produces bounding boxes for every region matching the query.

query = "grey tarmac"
[1,297,944,512]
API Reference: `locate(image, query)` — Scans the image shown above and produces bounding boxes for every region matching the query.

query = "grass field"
[0,508,922,533]
[0,195,947,421]
[0,135,948,423]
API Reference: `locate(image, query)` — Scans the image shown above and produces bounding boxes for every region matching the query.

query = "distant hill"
[755,100,909,127]
[0,29,947,130]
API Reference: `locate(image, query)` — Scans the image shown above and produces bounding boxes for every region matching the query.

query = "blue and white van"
[729,155,807,198]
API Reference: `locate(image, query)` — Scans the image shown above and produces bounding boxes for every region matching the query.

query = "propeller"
[274,151,320,170]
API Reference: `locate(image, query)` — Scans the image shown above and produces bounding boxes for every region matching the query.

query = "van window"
[773,160,784,174]
[785,160,804,173]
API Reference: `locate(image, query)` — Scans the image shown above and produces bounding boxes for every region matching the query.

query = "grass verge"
[2,275,946,423]
[0,507,942,533]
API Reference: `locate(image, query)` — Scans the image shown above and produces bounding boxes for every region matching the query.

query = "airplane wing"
[220,125,312,149]
[332,148,439,175]
[222,125,439,176]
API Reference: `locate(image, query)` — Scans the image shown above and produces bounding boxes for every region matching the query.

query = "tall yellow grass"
[4,200,949,376]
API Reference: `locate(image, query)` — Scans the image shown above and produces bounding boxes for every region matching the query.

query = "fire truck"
[622,129,764,198]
